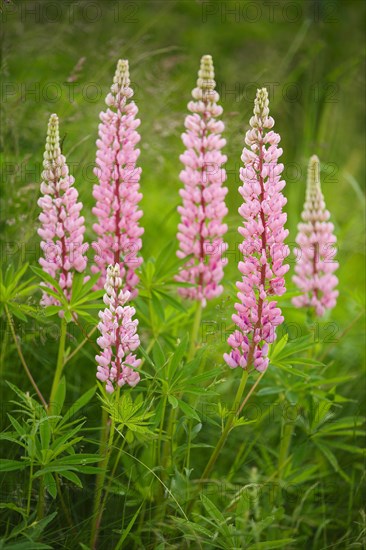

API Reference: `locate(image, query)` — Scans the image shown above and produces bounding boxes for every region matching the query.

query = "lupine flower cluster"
[175,54,228,307]
[38,113,87,307]
[292,155,339,316]
[37,58,340,394]
[96,264,141,394]
[92,59,143,297]
[224,88,289,373]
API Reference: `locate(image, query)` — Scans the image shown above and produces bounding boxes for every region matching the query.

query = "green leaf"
[151,291,165,322]
[168,335,188,377]
[0,459,27,472]
[168,395,178,409]
[247,539,295,549]
[51,376,66,417]
[39,418,51,450]
[60,386,96,427]
[115,503,143,549]
[152,340,166,369]
[44,472,57,499]
[177,399,200,421]
[60,470,83,488]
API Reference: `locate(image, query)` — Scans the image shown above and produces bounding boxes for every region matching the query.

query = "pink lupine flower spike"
[38,113,87,307]
[92,59,143,296]
[176,55,228,307]
[224,88,289,373]
[96,264,141,394]
[292,155,339,316]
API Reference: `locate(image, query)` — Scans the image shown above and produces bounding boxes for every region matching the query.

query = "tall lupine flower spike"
[96,264,141,394]
[38,114,87,307]
[224,88,289,373]
[292,155,339,316]
[92,59,143,296]
[175,55,228,306]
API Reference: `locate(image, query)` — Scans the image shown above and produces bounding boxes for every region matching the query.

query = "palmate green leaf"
[269,333,288,361]
[152,340,166,369]
[168,335,188,378]
[151,290,165,322]
[30,266,65,299]
[7,303,28,322]
[51,376,66,417]
[270,361,309,379]
[59,386,96,427]
[177,399,200,421]
[154,288,187,313]
[200,494,232,539]
[60,470,83,488]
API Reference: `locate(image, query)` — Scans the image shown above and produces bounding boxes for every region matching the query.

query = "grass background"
[0,0,365,548]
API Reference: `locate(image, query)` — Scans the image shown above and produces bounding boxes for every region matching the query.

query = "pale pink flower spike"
[96,264,141,394]
[224,88,289,373]
[292,155,339,316]
[38,114,87,307]
[175,55,228,307]
[92,59,143,297]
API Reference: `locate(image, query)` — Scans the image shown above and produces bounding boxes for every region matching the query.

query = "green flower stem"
[63,326,97,367]
[4,305,47,409]
[27,460,33,516]
[37,475,45,520]
[90,398,117,549]
[200,368,249,482]
[187,301,202,362]
[48,317,67,414]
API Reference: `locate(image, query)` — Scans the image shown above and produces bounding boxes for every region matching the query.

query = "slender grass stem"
[4,305,47,409]
[48,317,67,414]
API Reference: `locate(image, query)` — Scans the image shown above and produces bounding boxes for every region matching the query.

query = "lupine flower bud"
[92,59,143,297]
[175,55,228,307]
[96,263,141,394]
[292,155,339,316]
[38,114,87,307]
[224,88,289,373]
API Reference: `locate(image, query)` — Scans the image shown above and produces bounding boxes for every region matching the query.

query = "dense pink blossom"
[224,88,289,373]
[175,55,228,306]
[292,155,339,316]
[92,59,143,296]
[96,264,141,394]
[37,113,87,307]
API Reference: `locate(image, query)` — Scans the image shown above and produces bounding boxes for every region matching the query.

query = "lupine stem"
[188,301,202,362]
[63,326,97,366]
[200,368,249,483]
[48,317,67,414]
[90,402,116,549]
[4,305,47,409]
